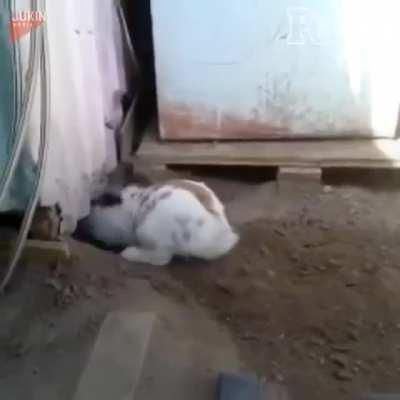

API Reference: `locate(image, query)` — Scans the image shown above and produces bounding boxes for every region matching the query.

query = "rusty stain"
[157,97,375,141]
[158,101,292,141]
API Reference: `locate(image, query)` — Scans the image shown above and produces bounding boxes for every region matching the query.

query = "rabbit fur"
[79,179,239,266]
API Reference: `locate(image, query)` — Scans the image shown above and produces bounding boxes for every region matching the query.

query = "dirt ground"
[169,173,400,400]
[2,167,400,399]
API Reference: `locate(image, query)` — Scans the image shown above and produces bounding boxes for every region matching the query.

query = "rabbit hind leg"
[121,246,172,266]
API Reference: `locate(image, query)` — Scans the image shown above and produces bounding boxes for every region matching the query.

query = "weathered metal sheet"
[151,0,400,140]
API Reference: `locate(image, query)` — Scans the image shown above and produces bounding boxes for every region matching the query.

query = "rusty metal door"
[151,0,400,140]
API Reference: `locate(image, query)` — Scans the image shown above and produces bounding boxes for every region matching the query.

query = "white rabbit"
[78,179,239,266]
[120,179,239,265]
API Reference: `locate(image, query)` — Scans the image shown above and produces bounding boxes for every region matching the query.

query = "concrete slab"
[134,311,242,400]
[73,312,156,400]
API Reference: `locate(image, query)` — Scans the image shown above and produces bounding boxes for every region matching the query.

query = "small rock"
[302,206,310,214]
[330,353,349,368]
[346,329,359,341]
[290,254,300,262]
[86,273,96,284]
[45,330,57,346]
[240,333,260,342]
[305,219,315,227]
[323,186,333,194]
[309,336,326,347]
[99,276,111,290]
[327,259,341,268]
[267,270,276,278]
[330,343,352,353]
[118,262,128,274]
[44,277,63,292]
[356,360,371,373]
[237,265,251,276]
[377,322,386,337]
[56,284,79,307]
[32,367,39,375]
[381,245,389,253]
[272,373,285,383]
[296,265,313,276]
[349,318,363,327]
[69,283,79,295]
[9,340,30,357]
[363,263,376,274]
[260,246,270,257]
[334,369,354,381]
[308,352,317,360]
[51,261,67,278]
[81,286,95,299]
[274,229,286,237]
[215,280,236,296]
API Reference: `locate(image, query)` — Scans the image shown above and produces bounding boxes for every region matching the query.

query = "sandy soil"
[169,176,400,400]
[2,167,400,400]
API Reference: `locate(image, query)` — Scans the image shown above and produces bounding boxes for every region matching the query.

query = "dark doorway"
[122,0,157,136]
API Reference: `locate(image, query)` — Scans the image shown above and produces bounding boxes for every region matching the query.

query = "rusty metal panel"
[151,0,400,140]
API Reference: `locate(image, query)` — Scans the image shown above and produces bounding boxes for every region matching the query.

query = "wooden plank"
[0,240,70,263]
[278,167,322,182]
[24,240,71,258]
[357,396,400,400]
[134,136,400,169]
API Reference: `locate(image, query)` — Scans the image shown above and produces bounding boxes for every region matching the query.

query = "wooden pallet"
[133,129,400,169]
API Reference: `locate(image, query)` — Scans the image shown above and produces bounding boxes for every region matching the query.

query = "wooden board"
[134,134,400,169]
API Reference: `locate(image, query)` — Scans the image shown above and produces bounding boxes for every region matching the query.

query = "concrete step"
[73,312,156,400]
[73,310,242,400]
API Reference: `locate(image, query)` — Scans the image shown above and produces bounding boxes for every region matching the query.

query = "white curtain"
[21,0,127,232]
